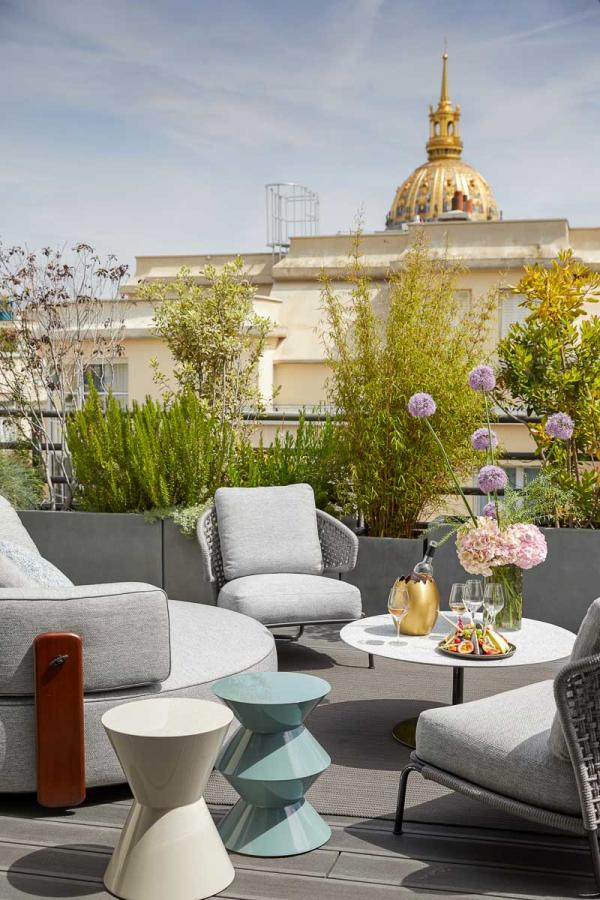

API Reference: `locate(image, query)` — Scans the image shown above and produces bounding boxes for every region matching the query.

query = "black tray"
[436,641,516,661]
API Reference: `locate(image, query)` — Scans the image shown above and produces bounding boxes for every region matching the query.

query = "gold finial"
[426,49,463,161]
[440,50,449,104]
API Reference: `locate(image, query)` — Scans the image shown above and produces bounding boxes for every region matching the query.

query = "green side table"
[213,671,331,857]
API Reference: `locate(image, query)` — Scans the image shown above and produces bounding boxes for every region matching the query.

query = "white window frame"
[83,361,128,408]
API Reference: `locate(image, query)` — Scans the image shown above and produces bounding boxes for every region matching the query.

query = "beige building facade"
[117,217,600,482]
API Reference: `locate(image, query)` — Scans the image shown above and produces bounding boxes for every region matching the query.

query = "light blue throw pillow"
[0,540,73,589]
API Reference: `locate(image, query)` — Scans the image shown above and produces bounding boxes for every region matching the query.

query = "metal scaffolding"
[265,183,319,258]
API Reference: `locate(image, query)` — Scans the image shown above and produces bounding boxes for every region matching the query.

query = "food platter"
[436,641,516,661]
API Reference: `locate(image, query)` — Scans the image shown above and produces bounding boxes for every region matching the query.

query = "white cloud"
[0,0,598,267]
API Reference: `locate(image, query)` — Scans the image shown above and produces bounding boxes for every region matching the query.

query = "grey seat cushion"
[0,540,73,589]
[549,597,600,760]
[215,484,323,580]
[0,495,40,555]
[218,573,362,626]
[0,601,277,791]
[416,679,580,817]
[0,583,171,694]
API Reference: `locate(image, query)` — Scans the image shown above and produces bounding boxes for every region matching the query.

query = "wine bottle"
[413,542,438,578]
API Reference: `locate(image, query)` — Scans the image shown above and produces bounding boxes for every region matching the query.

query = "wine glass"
[463,579,484,623]
[483,583,505,627]
[387,583,410,646]
[448,583,466,616]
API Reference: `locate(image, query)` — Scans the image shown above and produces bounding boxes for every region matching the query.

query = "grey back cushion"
[215,484,323,581]
[0,540,73,589]
[0,583,171,694]
[0,495,40,555]
[549,597,600,759]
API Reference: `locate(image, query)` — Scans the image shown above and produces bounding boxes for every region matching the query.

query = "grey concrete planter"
[16,511,599,632]
[162,519,216,605]
[19,510,163,587]
[343,535,424,617]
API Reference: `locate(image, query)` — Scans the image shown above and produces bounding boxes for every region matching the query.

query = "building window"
[84,362,128,408]
[499,291,529,340]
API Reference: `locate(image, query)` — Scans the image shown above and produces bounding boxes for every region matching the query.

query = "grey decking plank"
[228,849,338,877]
[324,824,592,875]
[0,870,111,899]
[0,816,119,849]
[330,850,594,899]
[219,867,505,900]
[321,813,584,850]
[0,841,108,883]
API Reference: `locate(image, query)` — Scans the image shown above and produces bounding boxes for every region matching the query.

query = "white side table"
[102,697,234,900]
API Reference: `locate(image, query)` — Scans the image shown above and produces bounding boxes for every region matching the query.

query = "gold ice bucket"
[390,575,440,636]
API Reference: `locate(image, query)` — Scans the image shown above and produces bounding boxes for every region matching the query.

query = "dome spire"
[440,51,449,105]
[426,50,463,161]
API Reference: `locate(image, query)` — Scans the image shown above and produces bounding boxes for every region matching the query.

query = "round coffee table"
[340,614,576,747]
[102,697,235,900]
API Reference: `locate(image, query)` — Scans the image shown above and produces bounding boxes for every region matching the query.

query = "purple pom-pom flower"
[477,465,507,494]
[408,392,436,418]
[468,365,496,393]
[471,427,498,451]
[545,412,574,441]
[481,501,497,519]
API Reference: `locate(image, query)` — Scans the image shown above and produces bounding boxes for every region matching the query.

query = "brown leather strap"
[34,632,85,807]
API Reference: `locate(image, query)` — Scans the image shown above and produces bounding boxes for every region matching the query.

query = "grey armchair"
[394,598,600,892]
[197,485,364,648]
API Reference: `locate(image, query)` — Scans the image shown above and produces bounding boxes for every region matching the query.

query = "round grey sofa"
[0,600,277,792]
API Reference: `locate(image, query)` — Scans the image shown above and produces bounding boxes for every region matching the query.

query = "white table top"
[340,614,576,669]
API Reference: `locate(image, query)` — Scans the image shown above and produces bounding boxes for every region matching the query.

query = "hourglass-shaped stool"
[102,698,234,900]
[213,672,331,857]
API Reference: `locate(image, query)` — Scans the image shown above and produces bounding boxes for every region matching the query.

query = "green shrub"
[67,387,234,512]
[67,388,342,523]
[497,249,600,527]
[227,414,343,511]
[0,450,44,509]
[321,230,497,537]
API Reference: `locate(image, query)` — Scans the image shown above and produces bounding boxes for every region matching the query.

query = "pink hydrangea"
[508,523,547,569]
[456,517,518,576]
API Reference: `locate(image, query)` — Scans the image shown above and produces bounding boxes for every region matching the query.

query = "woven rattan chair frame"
[394,651,600,892]
[196,505,371,662]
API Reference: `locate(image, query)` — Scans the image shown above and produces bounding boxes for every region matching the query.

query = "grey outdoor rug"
[205,625,565,831]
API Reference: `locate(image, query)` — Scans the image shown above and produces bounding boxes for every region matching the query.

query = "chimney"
[451,190,463,211]
[465,197,473,214]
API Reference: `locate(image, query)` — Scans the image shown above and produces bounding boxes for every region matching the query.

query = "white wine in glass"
[388,583,410,646]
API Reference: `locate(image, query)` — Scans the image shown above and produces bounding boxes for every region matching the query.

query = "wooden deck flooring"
[0,790,594,899]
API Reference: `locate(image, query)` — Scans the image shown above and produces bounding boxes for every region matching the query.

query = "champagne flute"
[483,583,505,627]
[387,583,410,646]
[463,579,484,623]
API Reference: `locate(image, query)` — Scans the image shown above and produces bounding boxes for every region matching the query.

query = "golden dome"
[386,53,499,227]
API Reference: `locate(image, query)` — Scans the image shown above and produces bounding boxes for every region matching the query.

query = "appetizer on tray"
[438,618,514,658]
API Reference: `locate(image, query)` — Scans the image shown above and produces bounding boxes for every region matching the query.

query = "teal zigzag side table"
[213,672,331,857]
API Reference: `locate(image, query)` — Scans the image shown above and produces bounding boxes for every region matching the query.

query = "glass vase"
[488,565,523,631]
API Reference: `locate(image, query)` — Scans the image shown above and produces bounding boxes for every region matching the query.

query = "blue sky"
[1,0,599,270]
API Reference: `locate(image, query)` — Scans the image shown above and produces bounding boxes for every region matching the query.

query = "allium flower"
[508,523,547,569]
[471,427,498,451]
[456,518,518,576]
[545,412,574,441]
[407,392,436,418]
[477,465,507,494]
[481,501,497,518]
[468,365,496,393]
